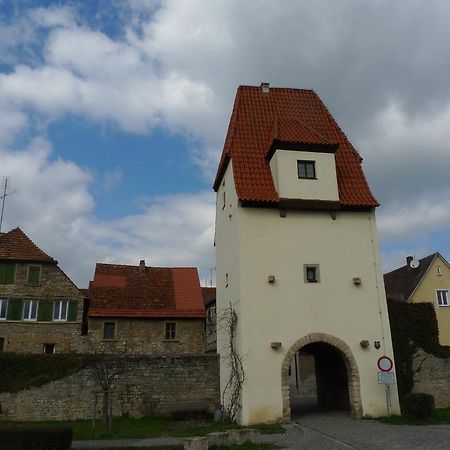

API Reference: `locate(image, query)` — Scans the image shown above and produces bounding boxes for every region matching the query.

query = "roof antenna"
[0,178,15,233]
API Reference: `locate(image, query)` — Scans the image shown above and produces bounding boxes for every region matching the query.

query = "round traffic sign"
[377,355,393,372]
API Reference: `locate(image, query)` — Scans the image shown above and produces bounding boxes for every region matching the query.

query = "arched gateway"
[281,333,362,421]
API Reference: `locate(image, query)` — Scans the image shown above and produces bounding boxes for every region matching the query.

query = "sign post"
[377,356,394,417]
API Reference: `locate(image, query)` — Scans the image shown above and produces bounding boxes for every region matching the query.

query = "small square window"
[304,265,320,283]
[103,322,116,339]
[27,265,42,285]
[53,300,68,321]
[297,161,316,179]
[436,290,449,307]
[0,299,7,320]
[23,299,38,320]
[165,322,177,340]
[43,343,55,354]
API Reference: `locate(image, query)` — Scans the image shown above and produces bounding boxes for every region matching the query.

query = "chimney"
[260,82,270,94]
[406,256,413,267]
[139,259,146,272]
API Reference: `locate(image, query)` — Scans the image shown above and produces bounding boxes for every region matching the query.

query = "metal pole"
[385,384,391,417]
[0,178,8,233]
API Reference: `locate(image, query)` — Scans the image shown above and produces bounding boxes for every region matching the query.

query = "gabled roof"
[213,85,378,208]
[0,227,55,262]
[201,287,216,307]
[88,263,206,319]
[384,253,445,302]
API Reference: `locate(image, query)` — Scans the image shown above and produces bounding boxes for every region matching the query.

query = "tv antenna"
[0,178,15,233]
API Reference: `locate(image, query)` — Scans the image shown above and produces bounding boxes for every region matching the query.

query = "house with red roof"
[0,227,85,353]
[87,260,206,355]
[214,84,400,424]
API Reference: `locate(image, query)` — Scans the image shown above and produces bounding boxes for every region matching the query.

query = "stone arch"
[281,333,362,421]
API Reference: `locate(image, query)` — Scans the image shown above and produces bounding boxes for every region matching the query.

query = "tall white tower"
[214,84,400,425]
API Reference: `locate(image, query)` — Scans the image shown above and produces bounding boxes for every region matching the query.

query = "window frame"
[53,300,69,321]
[297,160,317,180]
[164,321,177,340]
[102,321,116,340]
[0,298,8,320]
[23,299,38,321]
[304,264,320,283]
[436,289,449,307]
[27,264,42,285]
[0,262,16,285]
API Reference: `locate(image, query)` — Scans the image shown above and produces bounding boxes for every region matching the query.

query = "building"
[87,261,206,355]
[384,253,450,345]
[202,287,217,353]
[0,227,85,353]
[214,84,400,424]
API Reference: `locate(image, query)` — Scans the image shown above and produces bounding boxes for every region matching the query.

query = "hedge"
[387,299,450,400]
[0,426,72,450]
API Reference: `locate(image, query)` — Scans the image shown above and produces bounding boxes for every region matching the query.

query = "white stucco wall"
[215,163,400,425]
[269,149,339,201]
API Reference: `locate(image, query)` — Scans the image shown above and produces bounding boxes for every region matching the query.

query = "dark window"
[165,322,177,340]
[43,343,55,354]
[0,299,7,319]
[297,161,316,179]
[27,265,41,285]
[103,322,116,339]
[0,337,4,352]
[0,263,15,285]
[304,265,320,283]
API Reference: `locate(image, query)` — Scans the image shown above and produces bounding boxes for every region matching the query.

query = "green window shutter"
[37,300,53,322]
[27,266,41,284]
[68,300,77,322]
[0,263,15,285]
[6,298,22,320]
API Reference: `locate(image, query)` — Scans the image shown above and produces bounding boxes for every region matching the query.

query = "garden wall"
[412,349,450,408]
[0,355,220,421]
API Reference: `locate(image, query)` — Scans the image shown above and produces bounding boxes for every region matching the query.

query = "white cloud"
[28,6,76,28]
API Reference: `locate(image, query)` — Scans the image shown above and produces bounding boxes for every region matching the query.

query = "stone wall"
[0,355,220,421]
[412,349,450,408]
[88,318,205,355]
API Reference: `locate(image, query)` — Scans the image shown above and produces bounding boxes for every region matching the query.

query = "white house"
[214,83,400,425]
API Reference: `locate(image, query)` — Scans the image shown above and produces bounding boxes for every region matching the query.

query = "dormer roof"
[0,227,56,263]
[213,85,379,208]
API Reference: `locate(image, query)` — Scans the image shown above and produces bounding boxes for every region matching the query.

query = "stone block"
[207,431,228,446]
[183,436,208,450]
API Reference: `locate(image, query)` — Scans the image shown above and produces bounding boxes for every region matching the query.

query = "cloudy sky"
[1,0,449,287]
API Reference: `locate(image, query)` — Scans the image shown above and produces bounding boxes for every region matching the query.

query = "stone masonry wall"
[0,355,220,421]
[88,318,205,355]
[412,349,450,408]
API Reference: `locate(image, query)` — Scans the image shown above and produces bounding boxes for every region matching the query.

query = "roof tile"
[213,86,378,207]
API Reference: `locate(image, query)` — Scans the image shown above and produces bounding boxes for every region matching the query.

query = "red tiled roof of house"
[201,287,216,307]
[0,227,55,262]
[213,85,379,208]
[88,263,206,319]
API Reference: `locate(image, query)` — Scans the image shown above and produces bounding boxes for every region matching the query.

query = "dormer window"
[297,160,316,179]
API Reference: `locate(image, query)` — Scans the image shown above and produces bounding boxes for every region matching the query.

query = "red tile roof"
[0,227,55,262]
[88,263,206,319]
[213,86,379,208]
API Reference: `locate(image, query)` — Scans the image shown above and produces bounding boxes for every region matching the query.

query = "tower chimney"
[260,82,270,94]
[139,259,146,272]
[406,256,413,267]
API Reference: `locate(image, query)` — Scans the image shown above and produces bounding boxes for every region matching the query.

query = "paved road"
[72,413,450,449]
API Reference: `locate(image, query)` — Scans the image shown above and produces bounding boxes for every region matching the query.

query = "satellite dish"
[410,258,420,269]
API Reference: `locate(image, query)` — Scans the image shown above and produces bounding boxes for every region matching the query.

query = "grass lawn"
[379,407,450,425]
[0,416,284,440]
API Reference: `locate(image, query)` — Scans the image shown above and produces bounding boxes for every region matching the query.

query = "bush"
[0,426,72,450]
[402,393,435,421]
